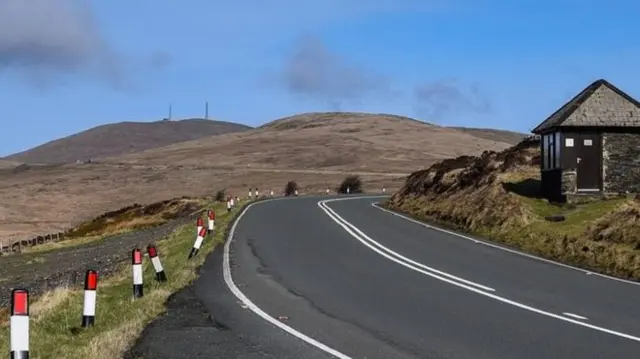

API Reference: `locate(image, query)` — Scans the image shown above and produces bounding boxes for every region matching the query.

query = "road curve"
[222,195,640,359]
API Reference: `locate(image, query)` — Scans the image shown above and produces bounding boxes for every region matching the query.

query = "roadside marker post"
[132,248,144,298]
[226,200,231,213]
[255,188,259,198]
[207,210,215,234]
[82,270,98,327]
[196,217,204,236]
[188,227,207,259]
[270,190,274,197]
[10,288,29,359]
[147,245,167,282]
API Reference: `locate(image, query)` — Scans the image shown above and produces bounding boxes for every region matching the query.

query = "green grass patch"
[0,200,246,359]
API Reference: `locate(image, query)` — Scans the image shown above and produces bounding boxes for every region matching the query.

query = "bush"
[338,175,363,194]
[284,181,298,196]
[215,189,226,202]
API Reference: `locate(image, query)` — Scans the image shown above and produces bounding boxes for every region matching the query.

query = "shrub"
[284,181,298,196]
[338,175,363,194]
[215,189,226,202]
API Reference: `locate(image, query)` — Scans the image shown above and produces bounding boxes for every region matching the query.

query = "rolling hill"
[0,111,525,241]
[2,118,252,164]
[106,112,524,173]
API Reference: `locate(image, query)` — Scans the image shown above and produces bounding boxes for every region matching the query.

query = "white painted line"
[370,201,640,287]
[318,201,495,292]
[563,312,588,320]
[321,198,640,343]
[223,198,354,359]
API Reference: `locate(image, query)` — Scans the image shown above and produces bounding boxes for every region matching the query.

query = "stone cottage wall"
[602,133,640,194]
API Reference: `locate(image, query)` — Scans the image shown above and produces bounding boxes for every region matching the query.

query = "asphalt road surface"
[131,195,640,358]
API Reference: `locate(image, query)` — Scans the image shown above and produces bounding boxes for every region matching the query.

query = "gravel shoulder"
[0,216,193,308]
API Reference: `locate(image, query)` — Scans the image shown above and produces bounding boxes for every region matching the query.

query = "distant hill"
[3,118,252,164]
[0,159,20,169]
[108,112,517,172]
[448,127,528,145]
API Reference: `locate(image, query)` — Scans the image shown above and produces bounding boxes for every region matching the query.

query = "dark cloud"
[414,79,491,120]
[0,1,113,71]
[278,35,398,108]
[0,0,169,89]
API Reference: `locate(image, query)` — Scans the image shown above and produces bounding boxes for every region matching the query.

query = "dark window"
[542,132,560,170]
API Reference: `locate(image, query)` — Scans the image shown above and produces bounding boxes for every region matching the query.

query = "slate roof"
[531,79,640,134]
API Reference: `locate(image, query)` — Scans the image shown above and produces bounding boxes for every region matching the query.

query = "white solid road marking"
[318,201,495,292]
[321,197,640,343]
[223,198,354,359]
[563,312,589,320]
[371,201,640,287]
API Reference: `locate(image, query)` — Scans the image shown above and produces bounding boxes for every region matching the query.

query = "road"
[131,195,640,358]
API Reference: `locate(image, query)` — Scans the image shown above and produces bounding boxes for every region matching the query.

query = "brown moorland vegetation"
[3,118,252,164]
[0,112,522,243]
[386,137,640,280]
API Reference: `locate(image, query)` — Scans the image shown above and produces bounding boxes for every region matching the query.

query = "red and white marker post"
[147,245,167,282]
[207,210,215,234]
[10,288,29,359]
[82,269,98,327]
[196,217,204,236]
[132,248,144,298]
[189,227,207,259]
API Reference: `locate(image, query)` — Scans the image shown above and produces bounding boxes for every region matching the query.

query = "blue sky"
[1,0,639,156]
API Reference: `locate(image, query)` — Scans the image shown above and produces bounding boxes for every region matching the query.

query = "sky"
[1,0,639,156]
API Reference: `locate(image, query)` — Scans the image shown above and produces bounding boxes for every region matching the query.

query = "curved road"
[133,195,640,358]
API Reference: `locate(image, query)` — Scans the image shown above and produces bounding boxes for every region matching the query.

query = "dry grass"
[0,113,516,242]
[0,200,237,359]
[387,138,640,280]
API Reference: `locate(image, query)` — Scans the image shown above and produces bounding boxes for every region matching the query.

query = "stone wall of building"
[561,170,576,195]
[602,133,640,194]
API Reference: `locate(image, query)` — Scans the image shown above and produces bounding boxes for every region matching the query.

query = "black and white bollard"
[226,200,231,213]
[10,288,29,359]
[255,188,259,198]
[326,188,330,195]
[347,187,350,194]
[382,186,386,193]
[132,248,144,298]
[295,189,298,196]
[270,190,274,197]
[248,188,252,199]
[188,227,207,259]
[207,210,215,234]
[82,269,98,327]
[147,245,167,282]
[196,216,203,236]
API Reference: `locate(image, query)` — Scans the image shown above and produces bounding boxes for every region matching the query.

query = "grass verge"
[0,199,243,359]
[386,138,640,280]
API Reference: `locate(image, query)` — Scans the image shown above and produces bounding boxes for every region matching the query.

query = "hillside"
[106,112,518,172]
[385,138,640,280]
[3,118,252,164]
[0,111,516,241]
[448,126,527,145]
[0,160,20,169]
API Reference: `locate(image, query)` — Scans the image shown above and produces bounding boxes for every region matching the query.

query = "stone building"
[531,79,640,202]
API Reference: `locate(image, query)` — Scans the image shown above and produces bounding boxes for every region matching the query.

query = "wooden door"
[576,133,600,190]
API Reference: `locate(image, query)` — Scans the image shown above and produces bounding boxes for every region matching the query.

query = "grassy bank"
[387,139,640,280]
[0,200,242,359]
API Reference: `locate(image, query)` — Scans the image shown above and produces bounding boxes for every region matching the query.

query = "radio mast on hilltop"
[205,101,209,119]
